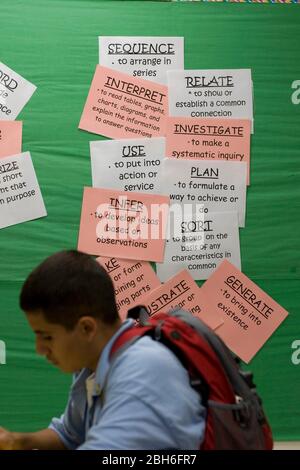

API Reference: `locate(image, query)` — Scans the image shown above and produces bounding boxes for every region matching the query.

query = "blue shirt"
[49,319,206,450]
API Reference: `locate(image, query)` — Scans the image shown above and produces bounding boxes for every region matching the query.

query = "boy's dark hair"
[20,250,119,330]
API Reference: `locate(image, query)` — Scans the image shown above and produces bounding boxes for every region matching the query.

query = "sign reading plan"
[97,256,160,320]
[157,211,240,281]
[99,36,184,84]
[198,260,289,362]
[0,152,47,229]
[78,187,169,262]
[160,158,247,227]
[79,66,168,139]
[0,62,36,120]
[167,69,253,131]
[90,137,164,193]
[0,121,22,158]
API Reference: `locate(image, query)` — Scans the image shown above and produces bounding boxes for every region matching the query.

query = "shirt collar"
[93,319,134,395]
[70,319,134,397]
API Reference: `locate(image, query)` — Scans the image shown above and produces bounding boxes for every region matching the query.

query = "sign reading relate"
[167,69,253,131]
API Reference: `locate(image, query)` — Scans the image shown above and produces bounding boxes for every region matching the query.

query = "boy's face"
[26,310,95,373]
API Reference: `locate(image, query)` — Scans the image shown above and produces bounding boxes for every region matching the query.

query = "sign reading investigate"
[166,117,251,184]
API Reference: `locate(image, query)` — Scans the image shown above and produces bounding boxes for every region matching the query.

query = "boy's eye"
[42,336,53,341]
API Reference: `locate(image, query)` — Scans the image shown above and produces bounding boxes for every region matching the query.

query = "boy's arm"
[0,427,67,450]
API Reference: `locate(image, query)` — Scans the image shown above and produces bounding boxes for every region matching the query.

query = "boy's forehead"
[26,310,58,332]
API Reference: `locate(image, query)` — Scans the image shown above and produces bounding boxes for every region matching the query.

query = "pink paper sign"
[97,256,160,320]
[141,269,223,330]
[198,260,289,363]
[0,121,22,158]
[78,187,169,262]
[79,65,168,139]
[166,117,251,184]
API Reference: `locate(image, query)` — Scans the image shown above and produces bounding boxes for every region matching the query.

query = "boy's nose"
[35,338,50,356]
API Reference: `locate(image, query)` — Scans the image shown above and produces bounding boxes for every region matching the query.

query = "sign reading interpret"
[79,66,168,139]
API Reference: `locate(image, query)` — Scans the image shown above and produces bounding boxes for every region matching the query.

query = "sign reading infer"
[78,187,169,262]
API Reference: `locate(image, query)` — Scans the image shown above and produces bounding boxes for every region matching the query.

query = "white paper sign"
[90,137,165,193]
[157,211,241,281]
[99,37,184,84]
[0,152,47,229]
[167,69,253,130]
[159,158,247,227]
[0,62,36,120]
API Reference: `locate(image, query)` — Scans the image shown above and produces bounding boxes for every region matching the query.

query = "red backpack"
[110,307,273,450]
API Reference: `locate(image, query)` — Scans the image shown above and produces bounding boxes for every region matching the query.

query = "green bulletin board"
[0,0,299,440]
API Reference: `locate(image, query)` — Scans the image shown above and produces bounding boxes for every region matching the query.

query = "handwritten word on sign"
[0,152,47,229]
[90,137,164,193]
[160,158,247,227]
[166,117,251,184]
[78,187,169,262]
[198,260,289,363]
[99,36,184,84]
[157,211,241,281]
[167,69,253,131]
[79,66,168,139]
[142,269,223,331]
[97,256,160,320]
[0,62,36,120]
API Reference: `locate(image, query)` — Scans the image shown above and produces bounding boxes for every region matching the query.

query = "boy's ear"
[77,316,98,338]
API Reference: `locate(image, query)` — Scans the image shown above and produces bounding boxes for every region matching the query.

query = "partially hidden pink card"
[166,117,251,184]
[198,260,289,362]
[79,65,168,139]
[0,121,22,158]
[78,187,169,262]
[141,269,224,330]
[97,256,161,320]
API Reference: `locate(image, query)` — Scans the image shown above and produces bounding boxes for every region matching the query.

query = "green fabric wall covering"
[0,1,299,439]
